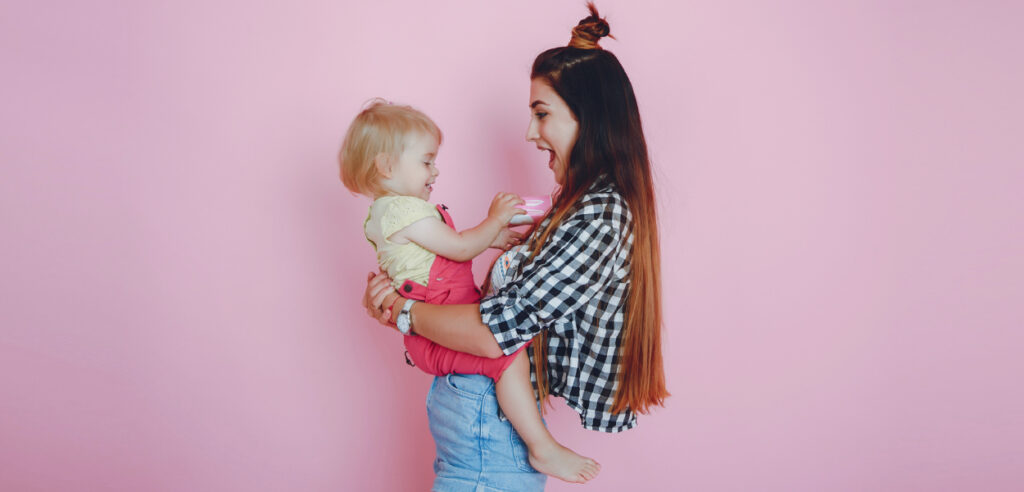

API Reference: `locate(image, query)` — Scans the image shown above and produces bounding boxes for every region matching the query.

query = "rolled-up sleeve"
[480,215,623,356]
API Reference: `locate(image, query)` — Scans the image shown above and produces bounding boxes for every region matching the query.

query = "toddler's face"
[383,132,439,201]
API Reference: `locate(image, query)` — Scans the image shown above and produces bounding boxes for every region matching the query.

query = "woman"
[363,4,668,490]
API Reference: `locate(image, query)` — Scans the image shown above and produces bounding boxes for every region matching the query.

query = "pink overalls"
[398,204,526,380]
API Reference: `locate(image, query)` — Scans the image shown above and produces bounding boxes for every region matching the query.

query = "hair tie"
[567,3,611,50]
[569,26,603,49]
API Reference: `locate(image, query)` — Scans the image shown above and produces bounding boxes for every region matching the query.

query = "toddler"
[339,99,599,484]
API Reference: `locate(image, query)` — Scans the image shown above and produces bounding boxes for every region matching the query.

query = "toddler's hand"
[487,192,526,225]
[491,227,525,251]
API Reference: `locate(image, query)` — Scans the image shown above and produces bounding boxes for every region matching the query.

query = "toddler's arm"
[390,193,524,262]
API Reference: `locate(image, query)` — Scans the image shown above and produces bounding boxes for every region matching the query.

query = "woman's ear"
[374,153,392,179]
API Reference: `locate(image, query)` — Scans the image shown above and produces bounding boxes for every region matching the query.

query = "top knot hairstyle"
[528,2,669,416]
[568,2,613,50]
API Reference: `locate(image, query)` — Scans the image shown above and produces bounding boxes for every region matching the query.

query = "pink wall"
[2,1,1022,490]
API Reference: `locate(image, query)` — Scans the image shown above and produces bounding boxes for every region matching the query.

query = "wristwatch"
[396,299,418,335]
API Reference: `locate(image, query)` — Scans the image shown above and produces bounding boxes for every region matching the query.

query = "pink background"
[2,1,1022,491]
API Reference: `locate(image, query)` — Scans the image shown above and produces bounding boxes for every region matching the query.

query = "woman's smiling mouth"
[540,148,555,168]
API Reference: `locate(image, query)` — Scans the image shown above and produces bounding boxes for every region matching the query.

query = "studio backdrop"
[2,1,1021,491]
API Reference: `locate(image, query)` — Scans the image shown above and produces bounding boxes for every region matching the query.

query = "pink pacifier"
[509,195,551,225]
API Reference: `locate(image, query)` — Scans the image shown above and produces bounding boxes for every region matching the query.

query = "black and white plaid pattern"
[480,179,636,432]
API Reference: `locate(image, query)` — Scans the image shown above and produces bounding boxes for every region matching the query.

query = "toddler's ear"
[374,153,393,179]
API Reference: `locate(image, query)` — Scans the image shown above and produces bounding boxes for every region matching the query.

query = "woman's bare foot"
[528,441,601,483]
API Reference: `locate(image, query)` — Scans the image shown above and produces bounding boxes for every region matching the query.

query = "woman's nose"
[525,119,539,142]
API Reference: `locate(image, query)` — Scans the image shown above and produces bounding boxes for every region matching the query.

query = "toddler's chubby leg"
[494,352,601,484]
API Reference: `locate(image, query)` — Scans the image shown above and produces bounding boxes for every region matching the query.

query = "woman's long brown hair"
[525,3,668,415]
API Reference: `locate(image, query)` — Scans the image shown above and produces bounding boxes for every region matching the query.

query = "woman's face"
[526,78,578,185]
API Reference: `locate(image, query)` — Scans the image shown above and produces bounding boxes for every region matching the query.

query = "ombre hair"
[339,99,442,197]
[527,2,669,415]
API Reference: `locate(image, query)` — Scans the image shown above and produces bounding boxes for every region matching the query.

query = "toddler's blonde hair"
[339,99,442,197]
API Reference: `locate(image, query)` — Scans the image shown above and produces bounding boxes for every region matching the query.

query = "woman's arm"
[408,302,504,358]
[362,271,503,358]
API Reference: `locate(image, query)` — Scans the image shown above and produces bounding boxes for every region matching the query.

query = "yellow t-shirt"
[364,196,440,289]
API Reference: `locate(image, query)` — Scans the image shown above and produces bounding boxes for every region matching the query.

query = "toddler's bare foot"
[528,442,601,483]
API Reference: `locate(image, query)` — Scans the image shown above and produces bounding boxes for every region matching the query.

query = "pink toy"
[509,195,551,225]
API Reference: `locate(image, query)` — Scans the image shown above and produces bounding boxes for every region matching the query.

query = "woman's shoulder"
[569,180,631,225]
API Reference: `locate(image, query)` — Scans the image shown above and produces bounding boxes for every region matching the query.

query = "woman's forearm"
[410,303,504,358]
[378,288,504,358]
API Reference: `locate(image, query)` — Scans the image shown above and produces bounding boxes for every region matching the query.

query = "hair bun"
[569,2,611,50]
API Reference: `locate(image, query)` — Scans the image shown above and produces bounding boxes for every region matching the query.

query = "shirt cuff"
[479,287,535,356]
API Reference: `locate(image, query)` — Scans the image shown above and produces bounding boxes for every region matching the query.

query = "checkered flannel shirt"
[480,179,637,432]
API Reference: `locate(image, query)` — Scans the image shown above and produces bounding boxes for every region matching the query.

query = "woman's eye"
[534,112,548,119]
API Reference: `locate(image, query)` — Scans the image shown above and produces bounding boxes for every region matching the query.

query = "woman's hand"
[362,271,401,329]
[490,226,525,250]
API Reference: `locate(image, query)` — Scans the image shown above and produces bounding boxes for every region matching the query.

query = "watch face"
[397,312,411,334]
[396,300,415,335]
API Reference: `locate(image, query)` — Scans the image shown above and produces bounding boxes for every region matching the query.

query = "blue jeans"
[426,374,547,492]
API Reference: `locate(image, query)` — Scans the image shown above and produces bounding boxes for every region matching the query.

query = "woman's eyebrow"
[530,100,548,108]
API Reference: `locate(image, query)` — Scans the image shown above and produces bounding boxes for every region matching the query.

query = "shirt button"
[403,285,412,293]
